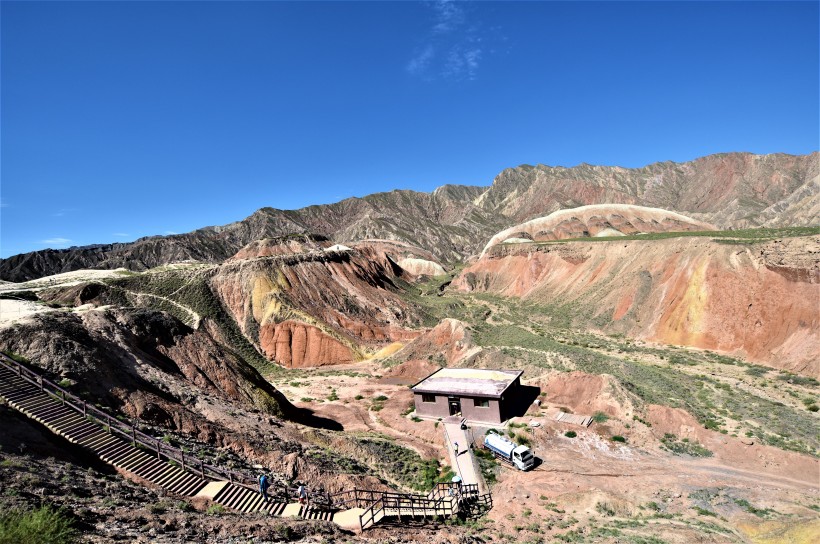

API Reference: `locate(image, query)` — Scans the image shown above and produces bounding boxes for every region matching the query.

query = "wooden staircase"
[0,357,318,516]
[0,354,492,529]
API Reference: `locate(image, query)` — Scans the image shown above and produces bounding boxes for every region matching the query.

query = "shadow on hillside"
[288,406,344,431]
[504,385,542,419]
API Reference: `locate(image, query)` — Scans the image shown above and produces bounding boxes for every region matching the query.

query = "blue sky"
[1,1,818,258]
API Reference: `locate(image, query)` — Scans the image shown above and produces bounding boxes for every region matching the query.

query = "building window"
[475,398,490,408]
[421,394,436,403]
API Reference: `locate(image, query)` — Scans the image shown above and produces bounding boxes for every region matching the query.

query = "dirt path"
[121,289,201,328]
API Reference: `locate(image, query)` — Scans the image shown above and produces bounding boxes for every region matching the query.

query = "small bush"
[564,431,577,438]
[354,395,364,400]
[374,395,388,401]
[206,504,225,516]
[0,505,77,544]
[693,506,717,517]
[592,412,609,423]
[611,435,626,443]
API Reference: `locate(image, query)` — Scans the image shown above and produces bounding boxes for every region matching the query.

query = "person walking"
[297,483,308,505]
[258,473,270,503]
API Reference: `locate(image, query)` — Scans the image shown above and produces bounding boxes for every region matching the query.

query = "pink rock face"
[210,244,424,368]
[481,204,715,254]
[453,235,820,376]
[395,318,474,366]
[259,320,355,368]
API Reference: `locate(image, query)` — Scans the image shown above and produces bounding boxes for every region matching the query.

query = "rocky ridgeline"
[2,152,817,282]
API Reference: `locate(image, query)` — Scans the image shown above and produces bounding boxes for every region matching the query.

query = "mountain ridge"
[2,151,817,282]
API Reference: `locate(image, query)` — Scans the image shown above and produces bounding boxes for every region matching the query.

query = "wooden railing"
[0,353,493,528]
[358,488,458,530]
[0,353,255,489]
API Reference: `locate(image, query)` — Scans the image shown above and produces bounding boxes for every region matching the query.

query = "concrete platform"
[195,481,229,499]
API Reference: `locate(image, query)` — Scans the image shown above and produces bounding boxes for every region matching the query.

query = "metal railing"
[0,353,255,489]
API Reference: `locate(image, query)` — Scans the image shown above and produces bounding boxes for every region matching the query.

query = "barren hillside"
[2,152,816,282]
[454,232,820,375]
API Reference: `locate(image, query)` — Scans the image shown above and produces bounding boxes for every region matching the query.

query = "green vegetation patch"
[532,226,820,246]
[0,505,77,544]
[660,434,712,457]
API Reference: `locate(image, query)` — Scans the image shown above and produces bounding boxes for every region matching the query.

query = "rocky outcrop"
[453,235,820,375]
[3,152,816,281]
[227,234,331,260]
[393,318,478,366]
[482,204,715,254]
[0,308,293,437]
[259,320,355,368]
[210,245,423,367]
[397,258,446,277]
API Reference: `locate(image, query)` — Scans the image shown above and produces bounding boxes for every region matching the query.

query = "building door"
[448,397,461,416]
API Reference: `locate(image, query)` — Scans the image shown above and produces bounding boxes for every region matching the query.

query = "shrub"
[611,435,626,443]
[592,412,609,423]
[0,505,77,544]
[206,504,225,516]
[564,431,577,438]
[374,395,388,401]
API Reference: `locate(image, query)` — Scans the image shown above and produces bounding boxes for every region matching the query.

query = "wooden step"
[110,449,145,467]
[79,434,119,449]
[155,467,187,488]
[124,455,161,476]
[167,473,200,495]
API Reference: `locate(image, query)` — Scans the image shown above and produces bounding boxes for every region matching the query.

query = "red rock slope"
[453,234,819,376]
[211,241,422,368]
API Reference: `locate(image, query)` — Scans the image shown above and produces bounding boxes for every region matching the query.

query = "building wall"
[461,396,502,424]
[414,393,450,419]
[414,393,504,424]
[413,376,523,424]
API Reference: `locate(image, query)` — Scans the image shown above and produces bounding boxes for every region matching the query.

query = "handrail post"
[156,439,161,460]
[39,376,43,390]
[16,362,21,376]
[83,401,87,418]
[107,414,112,434]
[229,472,233,484]
[61,390,65,405]
[181,451,185,471]
[131,422,136,447]
[200,459,205,480]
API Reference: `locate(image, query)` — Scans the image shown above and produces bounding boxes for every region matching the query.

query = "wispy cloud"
[0,201,9,209]
[406,0,499,81]
[51,207,78,217]
[407,44,435,76]
[432,0,465,34]
[113,232,130,237]
[164,230,178,235]
[444,45,482,80]
[41,237,72,246]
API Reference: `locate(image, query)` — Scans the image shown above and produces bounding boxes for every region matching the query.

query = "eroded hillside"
[454,231,820,375]
[2,151,816,282]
